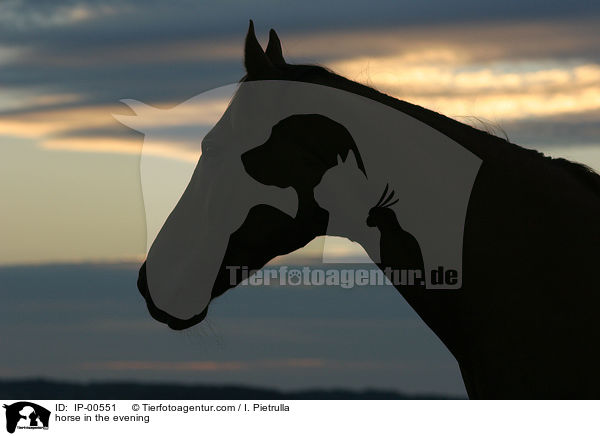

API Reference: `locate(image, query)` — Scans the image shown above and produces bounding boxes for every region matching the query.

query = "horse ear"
[266,29,286,66]
[244,20,277,77]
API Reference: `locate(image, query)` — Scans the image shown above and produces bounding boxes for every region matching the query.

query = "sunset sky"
[2,0,600,265]
[1,1,600,395]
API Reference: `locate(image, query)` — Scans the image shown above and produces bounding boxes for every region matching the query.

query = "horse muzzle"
[137,261,208,330]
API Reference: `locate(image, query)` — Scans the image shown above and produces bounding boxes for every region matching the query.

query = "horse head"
[136,20,480,330]
[137,22,370,329]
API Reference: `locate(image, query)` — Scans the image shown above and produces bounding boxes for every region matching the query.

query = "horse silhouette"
[137,21,600,398]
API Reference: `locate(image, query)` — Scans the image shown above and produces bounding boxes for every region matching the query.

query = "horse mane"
[552,158,600,197]
[272,62,600,198]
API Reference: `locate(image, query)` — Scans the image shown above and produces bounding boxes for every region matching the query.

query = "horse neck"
[323,206,463,356]
[310,73,510,161]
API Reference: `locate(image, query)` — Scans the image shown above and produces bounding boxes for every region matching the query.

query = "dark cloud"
[3,17,600,114]
[0,262,464,394]
[503,111,600,148]
[3,1,600,67]
[0,58,242,110]
[3,0,600,42]
[2,0,600,153]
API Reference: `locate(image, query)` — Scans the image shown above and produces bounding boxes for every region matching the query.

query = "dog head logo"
[3,402,50,434]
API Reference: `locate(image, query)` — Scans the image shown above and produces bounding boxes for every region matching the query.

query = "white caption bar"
[1,400,599,436]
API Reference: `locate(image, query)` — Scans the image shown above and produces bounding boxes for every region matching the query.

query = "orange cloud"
[3,18,600,162]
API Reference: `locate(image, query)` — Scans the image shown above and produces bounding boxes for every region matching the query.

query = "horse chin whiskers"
[180,317,225,346]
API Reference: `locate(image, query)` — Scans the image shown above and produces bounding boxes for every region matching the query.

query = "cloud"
[500,110,600,147]
[1,5,599,161]
[81,358,410,372]
[0,96,228,160]
[0,1,122,30]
